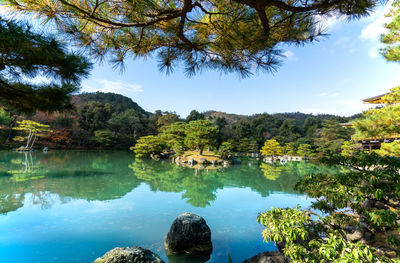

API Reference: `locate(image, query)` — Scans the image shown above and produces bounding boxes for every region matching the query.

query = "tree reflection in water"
[0,151,339,215]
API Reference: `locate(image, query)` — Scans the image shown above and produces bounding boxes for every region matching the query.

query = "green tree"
[341,141,358,156]
[93,130,114,146]
[248,140,259,153]
[185,110,205,122]
[0,17,91,112]
[13,120,52,149]
[159,122,187,154]
[157,113,181,129]
[353,86,400,157]
[238,138,251,153]
[353,87,400,139]
[107,109,147,143]
[0,108,12,127]
[258,153,400,262]
[376,141,400,156]
[218,141,234,159]
[260,139,282,158]
[315,119,353,154]
[131,135,165,158]
[296,143,314,157]
[278,119,301,143]
[380,0,400,62]
[3,0,382,76]
[303,116,322,139]
[184,120,218,155]
[78,101,114,133]
[283,142,297,156]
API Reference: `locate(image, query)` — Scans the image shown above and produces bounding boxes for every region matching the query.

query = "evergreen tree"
[260,139,283,159]
[353,86,400,156]
[218,142,234,160]
[131,135,165,157]
[185,110,205,122]
[2,0,381,76]
[159,122,187,154]
[380,0,400,62]
[258,153,400,262]
[315,120,353,154]
[283,142,297,156]
[296,143,314,157]
[185,120,218,155]
[0,17,91,112]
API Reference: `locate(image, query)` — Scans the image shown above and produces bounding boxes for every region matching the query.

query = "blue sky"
[5,3,398,118]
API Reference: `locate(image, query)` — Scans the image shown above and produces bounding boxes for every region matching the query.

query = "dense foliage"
[131,120,218,157]
[3,0,382,76]
[0,91,356,151]
[0,17,91,112]
[260,139,283,158]
[380,0,400,62]
[258,152,400,262]
[353,87,400,139]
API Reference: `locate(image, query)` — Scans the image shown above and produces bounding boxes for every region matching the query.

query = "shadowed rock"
[164,212,212,255]
[93,246,164,263]
[242,251,287,263]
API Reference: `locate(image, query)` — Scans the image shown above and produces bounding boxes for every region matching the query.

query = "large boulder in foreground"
[242,251,287,263]
[93,247,164,263]
[164,212,212,255]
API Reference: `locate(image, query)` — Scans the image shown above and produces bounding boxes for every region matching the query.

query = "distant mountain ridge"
[204,110,353,125]
[73,92,357,122]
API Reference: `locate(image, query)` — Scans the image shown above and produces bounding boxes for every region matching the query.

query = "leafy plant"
[258,152,400,262]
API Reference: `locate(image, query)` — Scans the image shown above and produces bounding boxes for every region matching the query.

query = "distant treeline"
[0,92,355,153]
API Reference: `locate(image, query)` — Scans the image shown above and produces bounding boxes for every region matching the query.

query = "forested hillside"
[75,92,149,114]
[1,92,355,152]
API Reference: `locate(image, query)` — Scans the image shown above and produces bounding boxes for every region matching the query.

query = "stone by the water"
[164,212,212,255]
[242,251,287,263]
[93,246,164,263]
[198,158,207,164]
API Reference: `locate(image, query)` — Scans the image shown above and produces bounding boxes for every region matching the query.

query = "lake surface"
[0,151,336,263]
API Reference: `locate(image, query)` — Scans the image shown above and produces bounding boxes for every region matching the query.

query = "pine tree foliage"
[258,153,400,262]
[184,120,218,155]
[296,143,314,157]
[0,17,92,112]
[381,0,400,62]
[260,139,282,157]
[353,87,400,142]
[2,0,383,77]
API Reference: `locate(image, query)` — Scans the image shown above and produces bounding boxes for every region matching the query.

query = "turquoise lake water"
[0,151,334,263]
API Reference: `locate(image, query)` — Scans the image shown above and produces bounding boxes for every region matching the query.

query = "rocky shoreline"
[93,212,286,263]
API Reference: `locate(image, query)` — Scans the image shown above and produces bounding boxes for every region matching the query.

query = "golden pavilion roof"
[362,93,389,104]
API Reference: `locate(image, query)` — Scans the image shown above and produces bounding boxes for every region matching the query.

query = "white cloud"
[282,50,298,61]
[282,51,294,58]
[360,0,393,41]
[83,79,143,94]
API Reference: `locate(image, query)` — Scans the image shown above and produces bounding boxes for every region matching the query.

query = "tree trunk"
[30,134,37,149]
[199,145,204,155]
[25,129,32,149]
